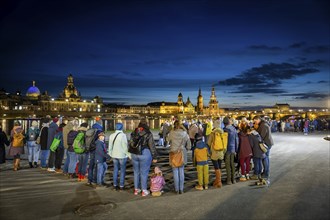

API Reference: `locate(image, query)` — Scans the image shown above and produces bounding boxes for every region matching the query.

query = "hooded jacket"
[238,131,253,159]
[224,125,238,154]
[249,130,265,159]
[47,122,58,149]
[256,120,274,148]
[168,128,191,153]
[207,128,226,160]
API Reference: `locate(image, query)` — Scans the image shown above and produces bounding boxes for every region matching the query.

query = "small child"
[95,132,111,187]
[150,166,165,196]
[194,134,210,190]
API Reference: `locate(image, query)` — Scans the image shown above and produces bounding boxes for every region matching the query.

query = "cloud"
[318,80,328,84]
[288,42,306,49]
[281,92,329,100]
[218,60,321,94]
[247,45,282,51]
[303,45,330,54]
[120,71,142,77]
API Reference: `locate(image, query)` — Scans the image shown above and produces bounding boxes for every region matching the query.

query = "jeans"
[96,162,108,184]
[88,151,97,183]
[63,150,69,173]
[27,141,40,163]
[211,159,222,170]
[78,152,89,175]
[131,148,152,190]
[40,150,50,168]
[172,165,185,192]
[113,157,128,187]
[262,149,270,179]
[67,151,78,174]
[253,157,263,175]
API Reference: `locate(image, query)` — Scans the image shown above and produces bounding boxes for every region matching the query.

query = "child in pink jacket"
[150,166,165,196]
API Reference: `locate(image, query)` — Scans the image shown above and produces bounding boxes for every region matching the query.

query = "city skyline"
[0,0,329,108]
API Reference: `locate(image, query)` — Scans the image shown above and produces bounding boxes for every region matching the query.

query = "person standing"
[207,127,227,188]
[39,119,50,169]
[194,133,210,190]
[48,123,66,173]
[253,116,274,183]
[223,117,239,185]
[0,125,10,164]
[87,118,103,186]
[45,117,59,169]
[76,123,89,182]
[238,124,253,181]
[9,121,25,171]
[26,120,40,168]
[108,123,131,191]
[129,119,158,196]
[95,132,111,187]
[62,117,75,175]
[168,120,191,194]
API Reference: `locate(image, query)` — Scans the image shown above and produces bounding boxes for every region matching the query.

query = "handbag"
[259,142,268,153]
[169,150,184,168]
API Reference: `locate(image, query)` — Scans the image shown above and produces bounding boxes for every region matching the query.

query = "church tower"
[60,74,81,101]
[208,86,219,116]
[197,87,204,115]
[177,92,184,113]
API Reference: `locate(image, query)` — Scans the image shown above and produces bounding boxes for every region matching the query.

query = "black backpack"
[84,128,98,152]
[128,131,146,155]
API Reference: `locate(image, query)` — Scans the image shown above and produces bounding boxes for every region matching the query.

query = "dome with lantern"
[26,81,41,98]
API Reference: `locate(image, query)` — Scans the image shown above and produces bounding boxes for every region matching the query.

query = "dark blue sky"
[0,0,329,108]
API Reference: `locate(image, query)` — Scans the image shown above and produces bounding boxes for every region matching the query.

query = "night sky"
[0,0,329,108]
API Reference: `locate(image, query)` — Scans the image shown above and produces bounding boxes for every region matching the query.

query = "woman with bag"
[168,120,191,194]
[129,119,158,196]
[9,121,25,171]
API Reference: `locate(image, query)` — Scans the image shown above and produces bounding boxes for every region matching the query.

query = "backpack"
[12,130,24,147]
[67,130,78,147]
[212,132,228,151]
[128,131,144,155]
[28,128,37,141]
[73,131,86,154]
[84,128,98,152]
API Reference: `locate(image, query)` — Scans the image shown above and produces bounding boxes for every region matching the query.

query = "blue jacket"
[95,139,110,163]
[224,125,238,153]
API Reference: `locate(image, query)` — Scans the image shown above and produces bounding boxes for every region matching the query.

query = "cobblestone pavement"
[0,131,329,220]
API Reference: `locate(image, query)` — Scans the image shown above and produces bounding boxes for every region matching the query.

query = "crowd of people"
[0,114,281,195]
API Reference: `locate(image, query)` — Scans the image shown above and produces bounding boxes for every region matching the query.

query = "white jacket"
[108,130,131,159]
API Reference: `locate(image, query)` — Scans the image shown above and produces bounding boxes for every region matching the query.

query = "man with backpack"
[26,120,40,168]
[66,124,79,178]
[86,118,103,186]
[74,122,89,181]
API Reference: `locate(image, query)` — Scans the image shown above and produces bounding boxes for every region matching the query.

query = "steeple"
[197,87,204,115]
[208,85,219,116]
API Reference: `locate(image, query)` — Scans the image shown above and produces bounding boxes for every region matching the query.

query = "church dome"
[26,81,40,97]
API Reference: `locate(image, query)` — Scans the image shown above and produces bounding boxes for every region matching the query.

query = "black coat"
[0,130,10,164]
[40,127,49,150]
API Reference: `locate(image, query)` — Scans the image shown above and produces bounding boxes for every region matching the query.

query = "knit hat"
[223,117,230,125]
[98,132,105,137]
[80,122,88,128]
[53,117,59,123]
[154,166,162,174]
[31,121,38,127]
[115,123,123,131]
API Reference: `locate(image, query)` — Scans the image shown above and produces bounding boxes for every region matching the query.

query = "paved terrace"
[0,131,329,220]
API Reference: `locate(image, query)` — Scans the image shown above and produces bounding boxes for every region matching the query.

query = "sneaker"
[249,175,258,180]
[240,176,247,181]
[246,174,250,180]
[142,190,150,197]
[204,185,208,190]
[47,168,55,172]
[134,189,141,195]
[113,186,119,191]
[55,169,63,174]
[119,186,124,191]
[195,185,203,190]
